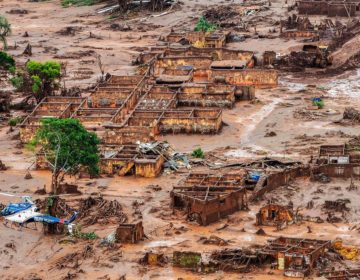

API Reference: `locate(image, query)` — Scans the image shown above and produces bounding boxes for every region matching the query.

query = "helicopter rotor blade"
[34,193,79,198]
[0,192,19,197]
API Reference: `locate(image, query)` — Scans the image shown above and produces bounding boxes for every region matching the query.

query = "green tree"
[26,60,61,102]
[31,118,100,194]
[194,16,217,32]
[0,16,11,50]
[0,51,15,72]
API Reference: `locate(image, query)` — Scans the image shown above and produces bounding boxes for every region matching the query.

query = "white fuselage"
[5,206,43,224]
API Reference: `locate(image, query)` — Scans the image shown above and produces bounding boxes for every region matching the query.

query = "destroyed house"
[99,145,164,177]
[320,269,360,279]
[318,145,349,164]
[23,34,276,178]
[316,144,360,164]
[115,221,144,243]
[178,84,236,108]
[256,204,294,226]
[183,172,246,187]
[138,45,256,68]
[260,237,331,277]
[171,186,247,225]
[36,144,165,178]
[20,96,86,143]
[298,0,358,17]
[192,68,278,88]
[165,31,229,48]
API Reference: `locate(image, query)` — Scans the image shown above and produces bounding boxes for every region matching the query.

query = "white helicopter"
[0,192,78,232]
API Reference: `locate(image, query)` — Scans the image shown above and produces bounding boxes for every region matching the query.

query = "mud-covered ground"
[1,0,360,279]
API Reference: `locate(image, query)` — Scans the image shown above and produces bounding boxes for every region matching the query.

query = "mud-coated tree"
[31,118,100,194]
[0,16,11,50]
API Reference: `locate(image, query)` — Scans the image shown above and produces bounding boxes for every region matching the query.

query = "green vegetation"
[0,51,15,72]
[8,116,23,127]
[71,224,98,239]
[174,253,202,268]
[30,118,100,193]
[194,16,217,32]
[10,75,24,90]
[61,0,97,7]
[77,231,98,240]
[45,196,55,214]
[191,147,205,159]
[26,60,61,102]
[0,16,11,50]
[313,99,324,109]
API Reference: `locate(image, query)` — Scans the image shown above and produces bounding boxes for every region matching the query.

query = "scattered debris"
[24,171,32,180]
[56,26,82,36]
[343,107,360,122]
[324,199,350,212]
[0,160,7,171]
[139,251,168,266]
[199,235,229,246]
[264,131,276,137]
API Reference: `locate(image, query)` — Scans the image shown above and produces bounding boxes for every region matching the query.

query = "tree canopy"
[26,60,61,102]
[194,16,217,32]
[0,51,15,72]
[0,16,11,50]
[31,118,100,193]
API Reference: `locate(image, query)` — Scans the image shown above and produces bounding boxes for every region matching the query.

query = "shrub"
[10,75,24,89]
[0,51,15,71]
[61,0,97,7]
[194,16,217,32]
[8,116,23,127]
[191,147,205,159]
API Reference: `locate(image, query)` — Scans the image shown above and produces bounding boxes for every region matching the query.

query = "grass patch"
[10,75,24,89]
[191,147,205,159]
[8,116,23,127]
[61,0,97,7]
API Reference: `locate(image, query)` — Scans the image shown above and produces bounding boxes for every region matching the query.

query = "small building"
[256,204,294,226]
[171,186,247,226]
[263,51,276,66]
[99,145,164,177]
[165,31,229,48]
[320,269,360,279]
[298,0,357,17]
[115,221,144,243]
[260,237,331,277]
[317,145,349,164]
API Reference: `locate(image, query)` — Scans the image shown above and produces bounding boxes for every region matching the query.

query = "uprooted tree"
[30,118,100,194]
[0,16,11,50]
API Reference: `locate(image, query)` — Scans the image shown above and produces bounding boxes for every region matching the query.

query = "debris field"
[2,0,360,279]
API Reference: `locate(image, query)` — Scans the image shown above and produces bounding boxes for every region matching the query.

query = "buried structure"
[173,237,331,277]
[171,185,248,225]
[20,30,278,178]
[256,204,295,228]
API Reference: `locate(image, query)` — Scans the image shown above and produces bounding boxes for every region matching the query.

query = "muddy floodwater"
[1,0,360,279]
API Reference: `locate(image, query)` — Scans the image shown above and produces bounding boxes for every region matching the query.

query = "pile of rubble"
[343,107,360,122]
[0,160,7,171]
[77,196,128,226]
[204,6,245,29]
[36,196,128,227]
[138,141,190,172]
